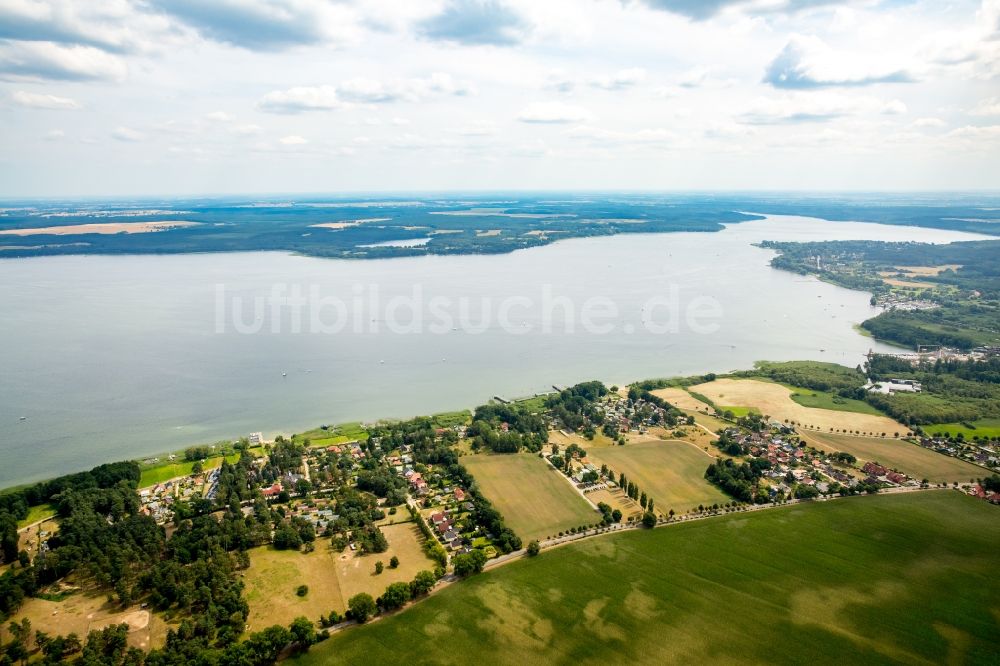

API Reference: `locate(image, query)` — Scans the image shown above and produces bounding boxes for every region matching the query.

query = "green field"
[585,441,729,515]
[925,419,1000,440]
[16,502,57,529]
[800,431,985,483]
[298,492,1000,665]
[719,405,756,418]
[463,453,597,542]
[298,422,370,447]
[785,385,886,416]
[138,453,238,487]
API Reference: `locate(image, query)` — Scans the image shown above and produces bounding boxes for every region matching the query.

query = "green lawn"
[297,422,369,446]
[16,503,57,529]
[138,453,238,487]
[719,405,756,418]
[925,419,1000,440]
[298,491,1000,665]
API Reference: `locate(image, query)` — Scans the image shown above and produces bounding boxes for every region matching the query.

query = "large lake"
[0,215,989,486]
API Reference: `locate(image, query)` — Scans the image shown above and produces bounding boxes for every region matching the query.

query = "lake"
[0,214,989,487]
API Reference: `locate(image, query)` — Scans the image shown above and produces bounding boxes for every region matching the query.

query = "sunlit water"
[0,215,989,486]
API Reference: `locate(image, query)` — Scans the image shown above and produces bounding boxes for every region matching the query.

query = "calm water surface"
[0,215,989,486]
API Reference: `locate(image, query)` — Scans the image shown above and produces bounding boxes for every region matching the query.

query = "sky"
[0,0,998,197]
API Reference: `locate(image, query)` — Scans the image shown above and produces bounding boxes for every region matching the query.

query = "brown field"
[586,487,643,521]
[14,587,170,651]
[463,453,597,542]
[894,264,962,276]
[586,441,728,515]
[690,378,905,435]
[476,229,501,237]
[336,523,433,603]
[650,387,714,413]
[879,274,937,289]
[0,221,199,236]
[799,431,986,484]
[244,523,433,630]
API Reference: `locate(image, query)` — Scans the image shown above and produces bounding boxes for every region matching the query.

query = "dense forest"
[866,355,1000,425]
[0,197,760,260]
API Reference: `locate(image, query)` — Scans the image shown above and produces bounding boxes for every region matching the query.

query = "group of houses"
[139,472,211,525]
[861,461,910,485]
[917,436,999,469]
[429,510,465,551]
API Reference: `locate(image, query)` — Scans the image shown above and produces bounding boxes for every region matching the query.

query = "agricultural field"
[14,586,170,651]
[784,386,886,416]
[925,419,1000,440]
[244,523,433,630]
[463,453,597,542]
[649,387,713,413]
[798,431,985,484]
[690,378,906,436]
[585,441,728,515]
[301,491,1000,665]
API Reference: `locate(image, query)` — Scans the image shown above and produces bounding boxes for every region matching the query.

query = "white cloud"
[147,0,362,51]
[456,121,499,136]
[567,125,676,147]
[971,97,1000,116]
[205,111,232,122]
[279,134,308,145]
[739,93,907,124]
[258,73,471,113]
[112,126,144,142]
[763,35,915,89]
[677,66,735,89]
[911,117,946,128]
[517,102,593,124]
[44,128,65,140]
[231,123,262,135]
[590,67,647,90]
[11,90,80,109]
[258,85,341,113]
[0,41,127,81]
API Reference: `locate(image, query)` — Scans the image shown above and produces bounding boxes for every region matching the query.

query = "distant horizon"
[3,189,1000,203]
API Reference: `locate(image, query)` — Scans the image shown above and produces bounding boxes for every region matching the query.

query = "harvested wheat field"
[690,378,905,436]
[650,387,714,413]
[798,431,984,484]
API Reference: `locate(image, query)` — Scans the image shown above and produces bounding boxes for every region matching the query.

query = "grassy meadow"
[785,385,885,416]
[244,523,434,630]
[298,491,1000,665]
[925,419,1000,440]
[463,453,597,542]
[16,502,57,529]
